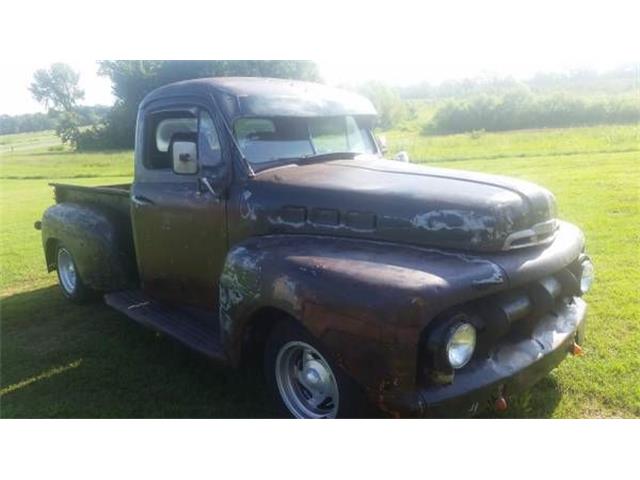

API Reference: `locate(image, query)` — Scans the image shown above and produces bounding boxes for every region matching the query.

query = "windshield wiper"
[274,151,360,164]
[252,152,363,172]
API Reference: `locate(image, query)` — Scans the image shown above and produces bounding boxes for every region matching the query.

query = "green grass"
[1,125,639,418]
[387,124,639,162]
[0,130,62,154]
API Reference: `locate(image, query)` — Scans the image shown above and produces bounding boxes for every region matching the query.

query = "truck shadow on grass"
[1,285,275,418]
[1,286,562,418]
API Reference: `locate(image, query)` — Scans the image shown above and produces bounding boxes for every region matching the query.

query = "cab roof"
[141,77,378,120]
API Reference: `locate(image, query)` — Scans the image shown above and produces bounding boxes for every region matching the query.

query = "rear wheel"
[264,320,368,418]
[56,245,93,303]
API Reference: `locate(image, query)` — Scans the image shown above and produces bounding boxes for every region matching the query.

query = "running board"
[104,290,225,361]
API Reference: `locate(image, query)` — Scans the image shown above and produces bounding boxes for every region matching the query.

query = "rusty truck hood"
[239,156,557,252]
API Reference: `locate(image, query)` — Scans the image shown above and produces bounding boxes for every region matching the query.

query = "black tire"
[263,319,371,418]
[55,244,95,303]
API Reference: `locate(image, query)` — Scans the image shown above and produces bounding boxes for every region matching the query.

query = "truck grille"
[419,257,583,384]
[471,259,582,357]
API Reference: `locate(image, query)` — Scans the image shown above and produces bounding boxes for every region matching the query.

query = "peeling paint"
[267,215,306,229]
[297,265,319,277]
[219,246,265,334]
[239,190,257,220]
[410,209,497,245]
[273,275,302,310]
[267,214,376,233]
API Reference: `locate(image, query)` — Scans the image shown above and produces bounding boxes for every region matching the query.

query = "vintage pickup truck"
[36,77,593,418]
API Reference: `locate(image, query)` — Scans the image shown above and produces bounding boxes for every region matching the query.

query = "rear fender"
[41,203,137,291]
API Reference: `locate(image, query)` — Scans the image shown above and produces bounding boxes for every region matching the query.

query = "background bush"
[357,82,410,129]
[423,92,640,135]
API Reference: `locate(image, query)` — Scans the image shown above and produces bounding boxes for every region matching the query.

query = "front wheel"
[264,320,368,418]
[55,245,94,303]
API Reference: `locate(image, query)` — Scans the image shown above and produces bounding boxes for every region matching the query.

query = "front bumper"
[397,297,587,417]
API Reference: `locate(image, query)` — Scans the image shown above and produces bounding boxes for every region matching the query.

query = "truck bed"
[51,182,131,218]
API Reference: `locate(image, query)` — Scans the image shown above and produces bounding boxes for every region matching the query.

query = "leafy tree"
[54,111,82,145]
[358,82,409,129]
[30,63,84,111]
[29,63,85,147]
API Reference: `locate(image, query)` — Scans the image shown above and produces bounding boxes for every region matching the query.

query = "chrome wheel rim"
[57,248,77,294]
[275,341,339,418]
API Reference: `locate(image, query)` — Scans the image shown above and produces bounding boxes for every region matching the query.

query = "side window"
[198,111,222,166]
[145,110,197,170]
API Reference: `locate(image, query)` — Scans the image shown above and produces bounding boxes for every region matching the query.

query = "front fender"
[219,234,509,407]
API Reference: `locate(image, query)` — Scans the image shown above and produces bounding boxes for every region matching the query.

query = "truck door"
[131,103,229,308]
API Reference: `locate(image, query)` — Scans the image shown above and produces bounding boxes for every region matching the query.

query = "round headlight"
[580,258,594,294]
[446,323,477,369]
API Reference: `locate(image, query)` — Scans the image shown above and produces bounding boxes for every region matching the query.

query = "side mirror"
[393,151,410,163]
[377,134,388,155]
[170,133,198,175]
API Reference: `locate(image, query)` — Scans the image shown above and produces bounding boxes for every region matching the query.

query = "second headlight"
[446,322,477,369]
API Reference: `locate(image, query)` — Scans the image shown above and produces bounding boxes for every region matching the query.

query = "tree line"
[0,105,109,136]
[396,66,638,99]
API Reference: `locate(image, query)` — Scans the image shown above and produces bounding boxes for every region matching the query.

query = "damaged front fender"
[219,234,509,411]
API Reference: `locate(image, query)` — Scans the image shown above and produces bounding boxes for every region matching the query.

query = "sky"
[2,61,113,115]
[2,1,638,116]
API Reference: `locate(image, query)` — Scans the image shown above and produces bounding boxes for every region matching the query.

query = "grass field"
[1,125,639,418]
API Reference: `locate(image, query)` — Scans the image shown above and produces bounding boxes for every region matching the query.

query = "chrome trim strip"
[502,219,558,250]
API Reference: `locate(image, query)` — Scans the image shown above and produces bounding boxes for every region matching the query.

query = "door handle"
[200,177,218,196]
[199,177,223,202]
[131,195,155,207]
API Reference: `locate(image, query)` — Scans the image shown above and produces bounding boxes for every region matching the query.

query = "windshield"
[234,115,377,165]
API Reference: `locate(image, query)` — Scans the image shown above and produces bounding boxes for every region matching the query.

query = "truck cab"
[38,77,593,418]
[129,78,380,309]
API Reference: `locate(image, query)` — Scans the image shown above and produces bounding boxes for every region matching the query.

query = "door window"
[145,110,197,170]
[144,108,223,170]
